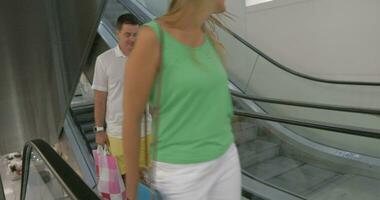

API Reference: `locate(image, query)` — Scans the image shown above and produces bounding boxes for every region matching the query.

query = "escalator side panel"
[0,175,5,200]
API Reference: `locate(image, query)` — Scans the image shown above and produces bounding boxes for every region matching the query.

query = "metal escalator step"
[233,121,258,145]
[71,104,94,115]
[242,174,301,200]
[80,122,95,133]
[245,156,304,180]
[85,133,96,142]
[238,139,280,168]
[84,130,95,137]
[307,175,380,200]
[267,164,339,196]
[75,113,94,124]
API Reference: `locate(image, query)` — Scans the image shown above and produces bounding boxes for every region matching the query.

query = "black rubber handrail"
[223,27,380,86]
[235,110,380,139]
[231,90,380,115]
[20,139,101,200]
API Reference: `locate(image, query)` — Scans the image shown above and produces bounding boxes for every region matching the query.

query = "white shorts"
[152,144,241,200]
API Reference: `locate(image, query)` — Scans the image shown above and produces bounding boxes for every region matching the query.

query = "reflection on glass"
[24,150,72,200]
[232,106,380,199]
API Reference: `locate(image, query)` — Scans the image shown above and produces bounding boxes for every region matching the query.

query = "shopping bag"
[93,145,127,200]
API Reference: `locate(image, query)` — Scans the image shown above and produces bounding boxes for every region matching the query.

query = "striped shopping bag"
[93,145,126,200]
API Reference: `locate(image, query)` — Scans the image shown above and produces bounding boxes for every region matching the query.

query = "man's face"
[117,23,139,52]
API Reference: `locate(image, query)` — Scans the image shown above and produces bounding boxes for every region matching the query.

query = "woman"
[122,0,241,199]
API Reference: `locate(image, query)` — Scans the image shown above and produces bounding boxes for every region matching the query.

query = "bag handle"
[97,144,109,156]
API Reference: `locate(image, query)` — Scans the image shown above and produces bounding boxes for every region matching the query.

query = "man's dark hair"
[116,13,139,30]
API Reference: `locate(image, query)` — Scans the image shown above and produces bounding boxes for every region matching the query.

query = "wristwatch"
[94,126,105,132]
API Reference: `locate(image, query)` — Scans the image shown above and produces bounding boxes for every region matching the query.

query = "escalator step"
[244,156,303,180]
[71,104,94,115]
[85,133,96,142]
[238,140,280,168]
[72,110,94,118]
[75,113,94,124]
[233,121,258,145]
[84,130,95,136]
[80,122,95,133]
[267,164,339,196]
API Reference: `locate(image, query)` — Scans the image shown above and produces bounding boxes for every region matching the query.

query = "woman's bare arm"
[122,26,160,200]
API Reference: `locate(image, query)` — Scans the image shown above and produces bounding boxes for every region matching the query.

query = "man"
[92,13,139,176]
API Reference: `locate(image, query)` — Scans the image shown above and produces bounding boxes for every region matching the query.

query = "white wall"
[224,0,248,38]
[244,0,380,82]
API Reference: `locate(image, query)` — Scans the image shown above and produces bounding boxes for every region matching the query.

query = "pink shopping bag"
[93,145,127,200]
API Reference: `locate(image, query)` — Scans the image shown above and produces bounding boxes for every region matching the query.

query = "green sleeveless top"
[146,21,233,164]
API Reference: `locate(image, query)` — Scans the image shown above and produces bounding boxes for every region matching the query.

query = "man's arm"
[94,90,108,145]
[92,56,109,145]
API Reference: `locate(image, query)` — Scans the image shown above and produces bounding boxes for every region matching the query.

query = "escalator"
[20,139,100,200]
[58,0,380,199]
[99,1,380,200]
[0,0,378,199]
[232,109,380,200]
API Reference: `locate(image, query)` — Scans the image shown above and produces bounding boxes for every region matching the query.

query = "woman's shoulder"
[144,20,161,35]
[136,21,159,41]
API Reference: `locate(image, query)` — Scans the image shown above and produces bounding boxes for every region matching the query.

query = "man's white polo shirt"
[92,45,126,138]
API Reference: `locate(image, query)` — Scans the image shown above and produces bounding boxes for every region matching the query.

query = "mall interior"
[1,0,380,199]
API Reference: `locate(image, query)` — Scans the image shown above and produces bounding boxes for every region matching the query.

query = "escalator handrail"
[20,139,101,200]
[120,0,380,86]
[231,90,380,115]
[235,110,380,140]
[222,25,380,86]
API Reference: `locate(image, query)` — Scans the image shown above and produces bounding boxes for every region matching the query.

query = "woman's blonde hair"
[160,0,228,61]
